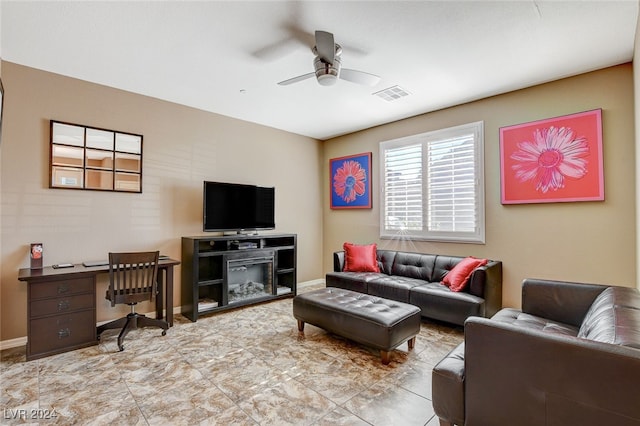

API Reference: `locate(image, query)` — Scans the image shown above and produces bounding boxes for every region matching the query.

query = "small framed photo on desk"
[30,243,43,269]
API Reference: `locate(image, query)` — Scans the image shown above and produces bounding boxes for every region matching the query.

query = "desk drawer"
[29,310,96,356]
[30,277,94,300]
[30,293,95,318]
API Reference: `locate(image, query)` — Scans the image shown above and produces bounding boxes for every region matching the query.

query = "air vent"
[373,85,410,102]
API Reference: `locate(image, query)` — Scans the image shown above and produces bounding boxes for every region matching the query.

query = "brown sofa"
[432,278,640,426]
[326,250,503,326]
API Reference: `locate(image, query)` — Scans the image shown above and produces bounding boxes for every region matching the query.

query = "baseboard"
[298,278,325,288]
[0,336,28,351]
[1,280,324,351]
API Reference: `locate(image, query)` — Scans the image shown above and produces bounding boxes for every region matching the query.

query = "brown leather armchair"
[433,279,640,426]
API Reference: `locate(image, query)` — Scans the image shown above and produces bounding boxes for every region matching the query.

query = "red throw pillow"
[442,257,488,292]
[343,242,380,273]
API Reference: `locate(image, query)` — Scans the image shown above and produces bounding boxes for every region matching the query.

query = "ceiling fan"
[277,30,381,87]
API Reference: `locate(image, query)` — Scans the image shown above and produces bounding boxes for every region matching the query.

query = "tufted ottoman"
[293,287,421,364]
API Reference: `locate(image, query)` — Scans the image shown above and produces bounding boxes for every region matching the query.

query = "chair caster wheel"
[162,330,167,336]
[118,345,124,351]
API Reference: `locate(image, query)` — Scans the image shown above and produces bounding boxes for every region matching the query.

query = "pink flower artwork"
[510,126,589,193]
[330,152,372,209]
[333,160,367,203]
[500,110,603,204]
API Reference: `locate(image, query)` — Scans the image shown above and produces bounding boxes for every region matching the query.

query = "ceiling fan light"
[314,56,340,86]
[317,74,337,86]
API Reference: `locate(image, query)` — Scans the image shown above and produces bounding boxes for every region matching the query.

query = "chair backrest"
[107,251,159,306]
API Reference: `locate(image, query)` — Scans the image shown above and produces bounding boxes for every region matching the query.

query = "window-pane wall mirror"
[50,120,143,193]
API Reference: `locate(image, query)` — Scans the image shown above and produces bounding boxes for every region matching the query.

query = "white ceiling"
[2,1,638,140]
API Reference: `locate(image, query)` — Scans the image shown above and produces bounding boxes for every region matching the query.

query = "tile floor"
[1,285,463,425]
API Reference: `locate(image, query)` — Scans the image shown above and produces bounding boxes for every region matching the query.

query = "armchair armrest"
[521,278,608,327]
[464,316,640,426]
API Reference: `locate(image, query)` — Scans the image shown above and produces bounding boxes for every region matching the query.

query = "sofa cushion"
[491,308,580,337]
[589,285,640,308]
[367,275,428,303]
[343,242,380,273]
[376,249,397,275]
[325,271,387,294]
[391,252,436,281]
[442,257,488,292]
[410,282,485,326]
[431,255,462,282]
[577,287,640,349]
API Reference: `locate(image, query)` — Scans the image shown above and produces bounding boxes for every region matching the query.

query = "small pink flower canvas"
[500,109,603,204]
[330,152,372,209]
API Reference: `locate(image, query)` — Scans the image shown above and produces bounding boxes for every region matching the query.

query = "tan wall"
[0,4,3,343]
[323,64,636,309]
[635,15,640,290]
[0,61,323,341]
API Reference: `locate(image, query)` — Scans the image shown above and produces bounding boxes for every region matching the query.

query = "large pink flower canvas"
[500,109,603,204]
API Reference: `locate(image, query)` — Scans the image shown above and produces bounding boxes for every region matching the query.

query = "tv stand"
[181,234,297,321]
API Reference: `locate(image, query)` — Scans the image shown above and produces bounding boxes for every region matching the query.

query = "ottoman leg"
[297,319,305,333]
[380,350,391,365]
[408,336,416,350]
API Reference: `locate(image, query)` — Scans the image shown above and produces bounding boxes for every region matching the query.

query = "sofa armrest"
[521,278,609,327]
[464,316,640,426]
[469,260,502,318]
[333,251,345,272]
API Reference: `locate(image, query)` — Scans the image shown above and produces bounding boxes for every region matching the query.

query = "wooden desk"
[18,258,180,361]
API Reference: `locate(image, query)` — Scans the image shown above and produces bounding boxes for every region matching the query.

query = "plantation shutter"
[380,121,485,243]
[426,134,477,233]
[382,143,423,231]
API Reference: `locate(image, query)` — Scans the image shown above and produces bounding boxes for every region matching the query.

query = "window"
[380,121,485,243]
[50,121,143,193]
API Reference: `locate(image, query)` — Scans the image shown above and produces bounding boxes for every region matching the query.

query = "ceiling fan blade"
[252,38,299,61]
[315,30,335,64]
[277,72,316,86]
[339,69,381,87]
[252,5,314,61]
[285,22,315,49]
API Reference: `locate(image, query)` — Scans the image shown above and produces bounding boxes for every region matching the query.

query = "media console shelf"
[181,234,297,321]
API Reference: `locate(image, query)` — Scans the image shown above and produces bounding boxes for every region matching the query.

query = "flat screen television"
[203,181,275,232]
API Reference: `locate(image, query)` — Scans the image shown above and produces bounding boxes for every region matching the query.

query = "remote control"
[52,263,74,269]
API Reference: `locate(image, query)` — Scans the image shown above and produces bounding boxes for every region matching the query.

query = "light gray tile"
[0,286,462,426]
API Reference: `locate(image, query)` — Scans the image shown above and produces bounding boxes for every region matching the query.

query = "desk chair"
[96,251,168,351]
